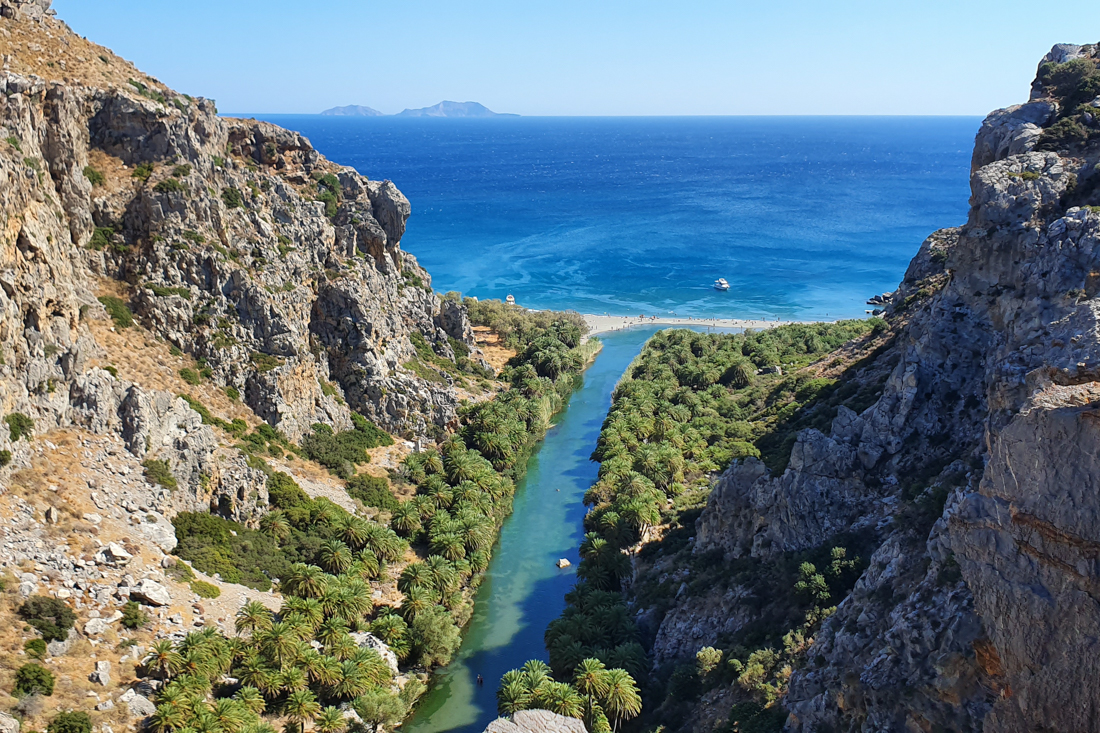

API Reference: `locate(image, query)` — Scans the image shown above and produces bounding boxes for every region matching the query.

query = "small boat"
[505,294,516,305]
[713,278,730,291]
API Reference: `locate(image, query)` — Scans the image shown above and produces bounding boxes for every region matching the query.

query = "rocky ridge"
[631,43,1100,733]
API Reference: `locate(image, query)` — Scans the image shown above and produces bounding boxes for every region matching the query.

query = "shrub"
[23,638,47,660]
[83,165,105,187]
[250,351,284,372]
[302,414,393,478]
[172,511,290,591]
[179,367,202,385]
[142,459,178,490]
[120,601,148,629]
[190,580,221,598]
[87,226,116,251]
[182,229,205,244]
[48,711,92,733]
[0,449,11,466]
[97,295,134,328]
[154,177,185,194]
[6,135,22,151]
[18,596,75,642]
[225,386,240,401]
[222,187,244,209]
[14,663,54,696]
[172,164,192,177]
[132,161,155,182]
[145,282,192,299]
[5,413,33,441]
[346,474,399,512]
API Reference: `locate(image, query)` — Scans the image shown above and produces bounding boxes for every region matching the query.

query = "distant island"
[397,101,516,118]
[319,101,517,118]
[320,104,385,117]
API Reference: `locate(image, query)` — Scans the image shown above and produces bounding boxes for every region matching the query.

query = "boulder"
[84,617,110,635]
[47,627,78,657]
[130,579,172,607]
[0,712,19,733]
[95,542,132,567]
[348,631,400,674]
[90,660,111,686]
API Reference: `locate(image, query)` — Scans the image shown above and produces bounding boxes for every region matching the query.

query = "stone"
[47,627,77,657]
[84,617,110,635]
[130,579,172,607]
[348,631,400,674]
[0,712,19,733]
[483,710,587,733]
[125,693,156,718]
[82,512,102,524]
[90,660,111,686]
[96,699,115,711]
[555,558,571,568]
[44,506,60,524]
[95,543,132,567]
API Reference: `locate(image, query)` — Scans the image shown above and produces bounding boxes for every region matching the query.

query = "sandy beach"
[581,313,815,336]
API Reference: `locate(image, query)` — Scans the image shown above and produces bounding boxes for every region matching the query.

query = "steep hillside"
[605,42,1100,733]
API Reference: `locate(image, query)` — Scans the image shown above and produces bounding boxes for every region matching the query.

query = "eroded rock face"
[641,44,1100,733]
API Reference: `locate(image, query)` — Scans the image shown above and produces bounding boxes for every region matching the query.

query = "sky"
[54,0,1098,116]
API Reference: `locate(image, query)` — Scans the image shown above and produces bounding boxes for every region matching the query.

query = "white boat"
[713,278,730,291]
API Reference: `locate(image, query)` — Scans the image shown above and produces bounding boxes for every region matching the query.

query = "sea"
[244,115,980,321]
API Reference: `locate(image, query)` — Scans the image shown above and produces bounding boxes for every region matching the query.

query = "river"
[404,325,737,733]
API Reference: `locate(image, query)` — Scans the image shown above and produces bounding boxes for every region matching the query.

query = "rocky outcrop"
[641,44,1100,733]
[484,710,587,733]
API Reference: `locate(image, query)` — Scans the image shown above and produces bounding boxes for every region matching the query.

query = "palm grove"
[74,301,597,733]
[498,320,886,732]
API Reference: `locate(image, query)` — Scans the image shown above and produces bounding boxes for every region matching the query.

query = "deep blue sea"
[245,116,980,320]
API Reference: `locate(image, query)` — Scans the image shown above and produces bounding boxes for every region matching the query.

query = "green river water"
[404,325,735,733]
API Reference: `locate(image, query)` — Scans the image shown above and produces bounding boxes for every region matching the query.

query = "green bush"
[0,449,11,466]
[179,367,202,385]
[222,187,243,209]
[154,177,185,194]
[346,474,399,512]
[48,711,92,733]
[182,229,205,244]
[250,351,284,372]
[145,282,192,299]
[190,580,221,598]
[172,511,290,591]
[87,226,124,253]
[83,165,105,187]
[302,414,393,478]
[18,596,75,643]
[142,459,178,490]
[120,601,148,629]
[97,295,133,328]
[225,386,240,401]
[172,164,192,177]
[5,413,33,441]
[14,663,54,696]
[23,638,47,660]
[132,161,155,182]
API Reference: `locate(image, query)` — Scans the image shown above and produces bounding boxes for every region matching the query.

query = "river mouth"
[405,325,740,733]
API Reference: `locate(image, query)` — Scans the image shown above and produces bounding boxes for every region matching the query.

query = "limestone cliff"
[637,44,1100,733]
[0,0,482,512]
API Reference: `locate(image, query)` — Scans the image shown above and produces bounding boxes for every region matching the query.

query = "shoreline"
[581,313,820,336]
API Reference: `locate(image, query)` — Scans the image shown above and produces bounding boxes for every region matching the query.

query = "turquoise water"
[249,115,978,320]
[404,326,727,733]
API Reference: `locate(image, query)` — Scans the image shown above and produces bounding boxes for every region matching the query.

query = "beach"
[581,313,816,336]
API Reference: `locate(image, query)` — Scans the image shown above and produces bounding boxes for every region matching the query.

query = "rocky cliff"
[0,0,485,515]
[635,43,1100,733]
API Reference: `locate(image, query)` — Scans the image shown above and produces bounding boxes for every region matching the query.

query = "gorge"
[1,2,1100,733]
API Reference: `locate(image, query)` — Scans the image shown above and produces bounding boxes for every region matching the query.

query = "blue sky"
[54,0,1097,116]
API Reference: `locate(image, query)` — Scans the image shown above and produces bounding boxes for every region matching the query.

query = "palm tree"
[284,564,329,599]
[425,555,459,594]
[317,617,349,648]
[431,532,466,561]
[533,681,584,719]
[600,669,642,732]
[389,503,422,537]
[281,596,324,630]
[277,666,308,694]
[314,707,345,733]
[319,539,353,574]
[236,601,274,636]
[496,678,532,716]
[400,585,435,620]
[211,699,250,733]
[149,703,187,733]
[333,515,370,550]
[260,510,291,542]
[398,563,430,593]
[521,659,552,690]
[349,551,380,580]
[144,640,180,680]
[259,622,305,669]
[234,687,266,716]
[282,689,321,733]
[236,660,275,698]
[574,658,611,730]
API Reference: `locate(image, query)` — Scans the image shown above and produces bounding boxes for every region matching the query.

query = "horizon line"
[223,112,989,119]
